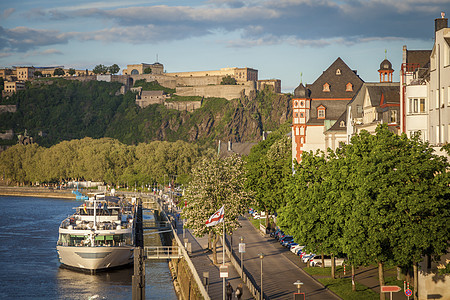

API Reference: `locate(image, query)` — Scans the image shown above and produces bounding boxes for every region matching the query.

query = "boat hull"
[57,245,134,272]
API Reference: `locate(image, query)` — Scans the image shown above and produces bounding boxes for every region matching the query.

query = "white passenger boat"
[56,194,135,273]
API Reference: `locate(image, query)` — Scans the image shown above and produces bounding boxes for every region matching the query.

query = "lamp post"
[259,253,264,300]
[240,236,244,277]
[294,280,303,294]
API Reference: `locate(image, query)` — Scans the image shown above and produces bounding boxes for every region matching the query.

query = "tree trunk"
[208,232,212,250]
[321,252,325,268]
[413,263,418,300]
[352,265,356,291]
[331,253,335,279]
[265,210,269,228]
[397,266,402,280]
[378,261,385,300]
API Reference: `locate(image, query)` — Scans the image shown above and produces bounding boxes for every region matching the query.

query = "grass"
[318,277,378,300]
[303,266,344,276]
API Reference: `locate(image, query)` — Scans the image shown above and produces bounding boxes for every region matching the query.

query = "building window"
[317,106,326,119]
[340,121,345,127]
[300,112,304,118]
[390,110,398,123]
[323,83,330,92]
[336,69,341,75]
[409,98,426,113]
[295,112,298,117]
[300,101,304,107]
[294,100,298,107]
[346,83,353,92]
[436,90,439,109]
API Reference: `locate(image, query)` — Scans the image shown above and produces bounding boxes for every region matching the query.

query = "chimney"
[435,12,448,32]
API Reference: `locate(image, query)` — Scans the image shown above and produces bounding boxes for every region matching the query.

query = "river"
[0,196,177,299]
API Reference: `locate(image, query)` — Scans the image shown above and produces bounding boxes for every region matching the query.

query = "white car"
[309,255,346,267]
[290,245,305,254]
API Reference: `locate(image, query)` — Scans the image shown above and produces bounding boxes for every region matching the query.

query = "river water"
[0,196,177,300]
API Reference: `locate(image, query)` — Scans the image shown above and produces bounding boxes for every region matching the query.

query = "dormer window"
[346,82,353,92]
[340,121,345,127]
[317,105,326,119]
[323,83,330,92]
[336,69,341,75]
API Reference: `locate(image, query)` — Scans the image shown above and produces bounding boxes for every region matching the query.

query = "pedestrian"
[235,283,243,299]
[226,282,233,300]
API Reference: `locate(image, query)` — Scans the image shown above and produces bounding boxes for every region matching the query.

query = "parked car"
[285,240,297,248]
[309,255,346,267]
[270,229,281,238]
[302,253,315,263]
[291,245,304,254]
[280,236,294,246]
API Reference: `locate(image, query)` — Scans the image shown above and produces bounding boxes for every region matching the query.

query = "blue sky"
[1,0,449,92]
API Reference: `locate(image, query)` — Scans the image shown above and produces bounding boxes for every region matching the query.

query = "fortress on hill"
[1,62,281,110]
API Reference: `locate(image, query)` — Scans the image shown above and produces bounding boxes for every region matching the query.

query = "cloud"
[16,0,450,50]
[2,8,15,19]
[0,26,70,52]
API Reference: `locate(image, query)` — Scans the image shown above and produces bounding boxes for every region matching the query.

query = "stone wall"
[0,105,17,113]
[175,82,256,100]
[0,129,14,140]
[164,101,202,112]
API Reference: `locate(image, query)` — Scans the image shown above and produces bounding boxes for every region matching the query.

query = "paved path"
[170,209,340,300]
[230,217,340,300]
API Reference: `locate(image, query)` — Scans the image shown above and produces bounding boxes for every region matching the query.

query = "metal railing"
[144,246,183,259]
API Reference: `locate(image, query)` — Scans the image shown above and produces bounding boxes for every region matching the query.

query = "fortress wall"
[175,82,256,100]
[0,105,17,113]
[164,101,202,112]
[174,76,222,86]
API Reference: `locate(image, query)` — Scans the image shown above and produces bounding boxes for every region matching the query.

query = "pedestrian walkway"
[171,212,253,299]
[170,209,340,299]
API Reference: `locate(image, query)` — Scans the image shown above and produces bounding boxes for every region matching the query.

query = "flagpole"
[223,207,225,300]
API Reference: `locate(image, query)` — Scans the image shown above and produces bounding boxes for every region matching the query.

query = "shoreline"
[0,186,75,199]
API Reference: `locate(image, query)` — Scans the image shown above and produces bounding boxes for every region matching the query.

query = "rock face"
[172,89,291,144]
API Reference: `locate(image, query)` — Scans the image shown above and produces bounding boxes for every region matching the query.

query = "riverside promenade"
[170,208,341,300]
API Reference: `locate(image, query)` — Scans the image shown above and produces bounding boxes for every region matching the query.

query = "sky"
[1,0,450,92]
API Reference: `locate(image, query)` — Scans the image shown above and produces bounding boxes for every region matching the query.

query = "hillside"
[0,79,292,147]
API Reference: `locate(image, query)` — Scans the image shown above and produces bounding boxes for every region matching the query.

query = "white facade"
[405,84,428,141]
[429,20,450,146]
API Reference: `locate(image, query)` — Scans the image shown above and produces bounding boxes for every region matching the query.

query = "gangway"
[144,246,183,259]
[143,221,171,230]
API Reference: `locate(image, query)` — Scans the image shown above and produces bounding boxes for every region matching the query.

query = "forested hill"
[0,79,292,147]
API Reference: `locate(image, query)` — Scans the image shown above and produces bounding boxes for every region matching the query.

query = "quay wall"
[0,186,74,199]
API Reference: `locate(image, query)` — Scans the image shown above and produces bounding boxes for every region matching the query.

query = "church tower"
[378,55,394,82]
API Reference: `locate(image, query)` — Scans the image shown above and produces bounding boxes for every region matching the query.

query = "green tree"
[34,70,43,77]
[220,75,237,85]
[182,154,250,264]
[143,67,152,74]
[93,64,108,74]
[68,68,76,76]
[245,124,291,226]
[53,68,65,76]
[109,64,120,75]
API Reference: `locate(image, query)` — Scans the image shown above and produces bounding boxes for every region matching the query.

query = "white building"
[428,14,450,146]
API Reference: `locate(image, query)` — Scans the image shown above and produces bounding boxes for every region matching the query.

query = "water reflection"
[56,266,133,300]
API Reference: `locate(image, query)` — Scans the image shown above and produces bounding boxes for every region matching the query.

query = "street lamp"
[240,236,244,277]
[294,280,303,294]
[259,253,264,300]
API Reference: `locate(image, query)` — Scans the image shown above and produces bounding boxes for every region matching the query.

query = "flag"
[205,205,224,227]
[83,203,87,214]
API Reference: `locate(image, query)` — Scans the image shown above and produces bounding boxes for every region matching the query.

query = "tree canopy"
[182,154,250,263]
[220,75,237,85]
[0,137,204,186]
[278,125,450,290]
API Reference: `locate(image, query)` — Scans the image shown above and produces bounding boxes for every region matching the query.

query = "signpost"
[381,285,401,300]
[220,265,229,278]
[405,288,412,299]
